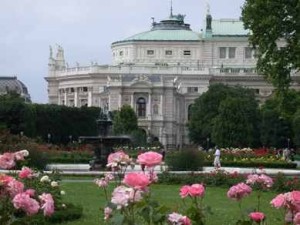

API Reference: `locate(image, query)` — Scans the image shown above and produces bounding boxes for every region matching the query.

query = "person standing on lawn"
[213,146,221,168]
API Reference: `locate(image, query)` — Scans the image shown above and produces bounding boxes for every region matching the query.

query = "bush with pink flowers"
[0,150,82,225]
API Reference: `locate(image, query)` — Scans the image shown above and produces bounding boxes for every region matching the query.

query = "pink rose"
[227,183,252,201]
[107,151,131,168]
[94,178,108,188]
[0,153,16,169]
[39,193,55,216]
[104,207,112,220]
[25,189,36,197]
[137,151,162,167]
[123,173,150,189]
[189,184,205,197]
[294,212,300,225]
[270,193,286,209]
[289,191,300,209]
[13,192,40,216]
[19,167,34,179]
[180,185,190,198]
[7,179,24,197]
[249,212,265,223]
[180,216,192,225]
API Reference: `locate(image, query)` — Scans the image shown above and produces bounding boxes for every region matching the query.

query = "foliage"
[112,105,138,135]
[242,0,300,95]
[0,94,100,144]
[166,150,205,171]
[292,109,300,148]
[212,96,259,148]
[0,130,49,169]
[188,84,260,148]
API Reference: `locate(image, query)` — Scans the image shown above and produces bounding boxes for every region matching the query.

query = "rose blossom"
[107,151,131,168]
[137,151,162,167]
[95,178,108,188]
[0,153,16,169]
[249,212,265,223]
[7,179,24,197]
[168,212,184,223]
[227,183,252,201]
[180,216,191,225]
[39,193,55,216]
[246,174,273,189]
[288,190,300,210]
[189,184,205,197]
[168,212,191,225]
[19,167,34,179]
[294,212,300,225]
[40,175,51,183]
[12,192,40,215]
[270,193,286,209]
[25,189,36,197]
[104,207,113,220]
[111,185,143,209]
[180,185,190,198]
[123,173,150,189]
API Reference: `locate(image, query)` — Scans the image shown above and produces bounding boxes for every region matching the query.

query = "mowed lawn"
[61,181,285,225]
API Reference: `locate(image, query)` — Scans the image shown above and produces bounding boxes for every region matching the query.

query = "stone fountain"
[79,107,131,170]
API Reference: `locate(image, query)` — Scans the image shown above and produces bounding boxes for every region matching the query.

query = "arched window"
[137,97,146,117]
[188,104,194,121]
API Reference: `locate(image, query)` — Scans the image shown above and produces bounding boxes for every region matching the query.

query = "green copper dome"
[112,14,201,44]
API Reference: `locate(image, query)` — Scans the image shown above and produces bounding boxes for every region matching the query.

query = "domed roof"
[112,14,201,44]
[0,76,31,102]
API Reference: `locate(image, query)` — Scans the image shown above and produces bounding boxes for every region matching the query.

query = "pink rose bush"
[246,174,273,189]
[97,150,209,224]
[0,150,68,224]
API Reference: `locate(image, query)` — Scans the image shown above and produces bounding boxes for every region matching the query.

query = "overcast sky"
[0,0,245,103]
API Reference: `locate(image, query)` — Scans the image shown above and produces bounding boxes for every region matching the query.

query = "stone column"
[64,89,67,106]
[88,88,92,107]
[147,93,152,118]
[74,88,78,107]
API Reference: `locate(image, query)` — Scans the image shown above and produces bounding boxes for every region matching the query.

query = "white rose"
[60,190,66,195]
[40,175,50,182]
[51,181,59,187]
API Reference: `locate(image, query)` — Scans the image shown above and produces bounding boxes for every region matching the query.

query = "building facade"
[45,9,300,148]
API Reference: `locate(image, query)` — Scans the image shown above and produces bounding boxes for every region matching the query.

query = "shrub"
[166,150,205,171]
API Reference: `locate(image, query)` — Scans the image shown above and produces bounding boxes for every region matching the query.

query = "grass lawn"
[60,181,285,225]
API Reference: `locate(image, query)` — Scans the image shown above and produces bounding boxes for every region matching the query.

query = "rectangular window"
[245,47,253,59]
[219,47,226,58]
[147,50,154,55]
[228,47,236,58]
[119,51,123,56]
[165,50,172,55]
[187,87,198,93]
[83,87,88,92]
[183,50,191,55]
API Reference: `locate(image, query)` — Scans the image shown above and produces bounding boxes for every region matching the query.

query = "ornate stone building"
[45,9,299,148]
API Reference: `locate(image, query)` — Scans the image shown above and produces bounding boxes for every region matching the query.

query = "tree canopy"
[242,0,300,94]
[112,105,138,135]
[188,84,260,148]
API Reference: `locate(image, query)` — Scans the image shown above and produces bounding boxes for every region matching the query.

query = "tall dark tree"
[242,0,300,95]
[212,96,259,148]
[188,84,260,147]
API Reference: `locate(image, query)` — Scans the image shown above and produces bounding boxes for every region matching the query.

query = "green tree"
[242,0,300,95]
[212,96,259,148]
[112,105,138,135]
[292,110,300,148]
[188,84,259,147]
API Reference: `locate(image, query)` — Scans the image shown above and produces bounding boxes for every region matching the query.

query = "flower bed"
[93,150,300,225]
[0,150,83,224]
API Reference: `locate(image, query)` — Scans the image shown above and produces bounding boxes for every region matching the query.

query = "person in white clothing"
[213,146,221,168]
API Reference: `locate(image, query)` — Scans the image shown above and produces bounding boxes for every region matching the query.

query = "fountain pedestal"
[79,109,131,170]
